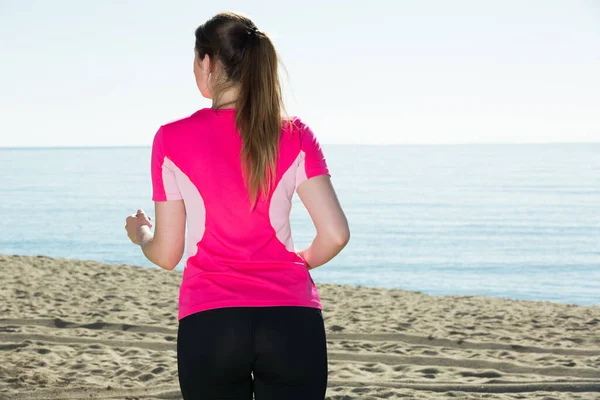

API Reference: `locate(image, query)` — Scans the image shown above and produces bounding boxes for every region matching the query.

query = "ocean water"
[1,144,599,306]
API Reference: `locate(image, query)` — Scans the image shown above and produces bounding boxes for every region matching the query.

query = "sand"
[0,254,599,399]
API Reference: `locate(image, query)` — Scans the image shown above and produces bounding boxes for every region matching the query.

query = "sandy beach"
[0,254,599,399]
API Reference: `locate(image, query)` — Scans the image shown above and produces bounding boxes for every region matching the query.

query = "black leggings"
[177,306,328,400]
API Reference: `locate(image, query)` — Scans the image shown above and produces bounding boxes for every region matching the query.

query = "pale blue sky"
[1,0,599,146]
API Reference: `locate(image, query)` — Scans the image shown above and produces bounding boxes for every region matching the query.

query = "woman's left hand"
[125,209,153,246]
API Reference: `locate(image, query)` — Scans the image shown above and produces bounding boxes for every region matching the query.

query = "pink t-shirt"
[150,108,330,321]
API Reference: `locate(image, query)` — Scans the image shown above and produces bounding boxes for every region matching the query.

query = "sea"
[1,144,599,306]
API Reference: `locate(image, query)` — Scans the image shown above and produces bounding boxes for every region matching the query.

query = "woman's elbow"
[151,241,184,271]
[158,253,182,271]
[161,262,178,271]
[329,225,350,248]
[337,229,351,248]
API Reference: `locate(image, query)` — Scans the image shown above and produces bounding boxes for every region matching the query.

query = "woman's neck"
[212,86,239,109]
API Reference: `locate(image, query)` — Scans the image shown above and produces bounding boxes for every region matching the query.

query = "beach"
[1,254,599,399]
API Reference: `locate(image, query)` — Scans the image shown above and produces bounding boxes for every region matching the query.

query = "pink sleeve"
[151,127,183,202]
[295,120,330,188]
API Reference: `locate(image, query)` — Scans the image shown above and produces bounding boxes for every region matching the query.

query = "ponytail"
[236,31,282,209]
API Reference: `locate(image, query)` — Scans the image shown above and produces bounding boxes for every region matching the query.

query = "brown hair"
[195,12,285,209]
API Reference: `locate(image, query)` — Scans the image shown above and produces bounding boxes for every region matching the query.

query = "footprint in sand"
[138,373,154,381]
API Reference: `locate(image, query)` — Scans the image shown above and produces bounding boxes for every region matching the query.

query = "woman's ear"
[195,53,213,99]
[203,54,211,76]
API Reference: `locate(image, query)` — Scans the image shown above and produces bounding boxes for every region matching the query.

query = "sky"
[0,0,599,146]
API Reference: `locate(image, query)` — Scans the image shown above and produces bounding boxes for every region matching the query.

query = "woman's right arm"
[296,175,350,270]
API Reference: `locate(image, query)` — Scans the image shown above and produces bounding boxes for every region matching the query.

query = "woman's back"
[151,107,330,320]
[127,12,350,399]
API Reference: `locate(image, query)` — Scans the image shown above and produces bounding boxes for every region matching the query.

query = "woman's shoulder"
[282,115,321,147]
[282,115,310,137]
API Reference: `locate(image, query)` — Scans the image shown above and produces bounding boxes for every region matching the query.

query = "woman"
[125,11,350,400]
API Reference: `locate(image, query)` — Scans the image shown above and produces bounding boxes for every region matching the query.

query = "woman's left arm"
[126,201,186,270]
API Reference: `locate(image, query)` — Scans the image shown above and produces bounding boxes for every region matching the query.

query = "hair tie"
[247,26,259,36]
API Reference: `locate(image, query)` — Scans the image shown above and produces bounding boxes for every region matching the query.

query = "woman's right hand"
[295,249,310,270]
